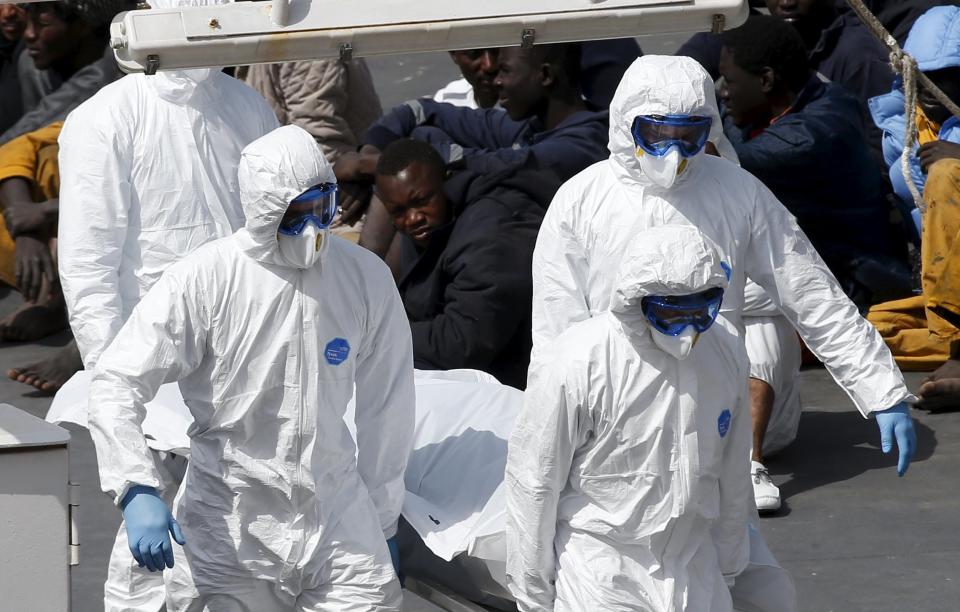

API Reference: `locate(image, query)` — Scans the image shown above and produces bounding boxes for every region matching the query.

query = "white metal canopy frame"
[0,0,748,74]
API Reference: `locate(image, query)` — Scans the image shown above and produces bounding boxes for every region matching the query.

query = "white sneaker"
[751,460,781,513]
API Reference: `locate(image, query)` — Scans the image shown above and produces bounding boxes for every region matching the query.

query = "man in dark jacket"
[867,0,954,45]
[719,15,908,307]
[341,42,607,263]
[357,43,607,180]
[1,0,128,145]
[682,1,891,103]
[679,0,891,160]
[767,0,892,104]
[0,4,26,135]
[374,138,557,389]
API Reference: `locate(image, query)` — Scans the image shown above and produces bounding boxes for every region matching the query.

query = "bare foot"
[0,302,68,342]
[917,358,960,412]
[7,340,82,394]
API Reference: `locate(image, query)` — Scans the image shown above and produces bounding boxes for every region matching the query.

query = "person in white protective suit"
[530,54,919,611]
[531,54,916,474]
[52,1,279,608]
[508,225,751,611]
[86,125,414,611]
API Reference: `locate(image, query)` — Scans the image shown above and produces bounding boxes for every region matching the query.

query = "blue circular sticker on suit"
[325,338,351,366]
[718,409,732,438]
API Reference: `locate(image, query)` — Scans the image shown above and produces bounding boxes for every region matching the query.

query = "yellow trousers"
[0,122,63,287]
[869,158,960,370]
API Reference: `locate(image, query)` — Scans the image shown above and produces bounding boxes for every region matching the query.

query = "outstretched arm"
[744,179,916,474]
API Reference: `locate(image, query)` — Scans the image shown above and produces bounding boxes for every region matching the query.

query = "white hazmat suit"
[58,45,279,369]
[55,5,278,605]
[508,225,751,611]
[529,55,915,612]
[531,54,911,423]
[87,125,414,611]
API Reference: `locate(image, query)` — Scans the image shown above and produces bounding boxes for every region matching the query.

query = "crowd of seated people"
[0,0,955,505]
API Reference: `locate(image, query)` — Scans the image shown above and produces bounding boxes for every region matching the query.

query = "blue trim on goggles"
[278,183,339,236]
[641,287,724,336]
[631,114,712,158]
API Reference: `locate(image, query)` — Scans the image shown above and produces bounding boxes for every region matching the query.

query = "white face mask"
[651,325,700,360]
[278,224,326,269]
[637,145,689,189]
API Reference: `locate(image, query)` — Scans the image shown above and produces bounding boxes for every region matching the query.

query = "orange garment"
[868,157,960,370]
[0,121,63,287]
[916,105,941,147]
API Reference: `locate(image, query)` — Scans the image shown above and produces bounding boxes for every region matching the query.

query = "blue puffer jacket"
[870,5,960,209]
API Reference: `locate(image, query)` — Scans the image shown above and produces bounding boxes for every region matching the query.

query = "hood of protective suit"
[148,0,228,102]
[607,55,738,187]
[235,125,336,267]
[609,224,728,341]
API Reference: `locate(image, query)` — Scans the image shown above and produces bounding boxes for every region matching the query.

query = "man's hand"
[15,233,57,303]
[333,150,381,183]
[338,182,373,225]
[918,140,960,172]
[334,148,382,225]
[120,485,185,572]
[875,402,917,476]
[3,201,49,237]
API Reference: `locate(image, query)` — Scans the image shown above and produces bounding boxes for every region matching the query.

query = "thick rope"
[897,53,927,210]
[845,0,960,210]
[845,0,960,119]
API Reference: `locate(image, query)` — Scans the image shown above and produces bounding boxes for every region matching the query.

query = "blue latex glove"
[119,485,185,572]
[387,536,401,577]
[875,402,917,477]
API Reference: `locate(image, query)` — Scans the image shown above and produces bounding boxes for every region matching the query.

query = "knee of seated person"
[925,158,960,205]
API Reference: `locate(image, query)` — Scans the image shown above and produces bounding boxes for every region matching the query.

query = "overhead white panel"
[109,0,748,73]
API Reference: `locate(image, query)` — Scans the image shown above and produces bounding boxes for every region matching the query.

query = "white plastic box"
[0,404,73,612]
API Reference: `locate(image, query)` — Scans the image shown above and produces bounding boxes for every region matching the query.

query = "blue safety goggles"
[278,182,339,236]
[641,286,724,336]
[631,114,712,158]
